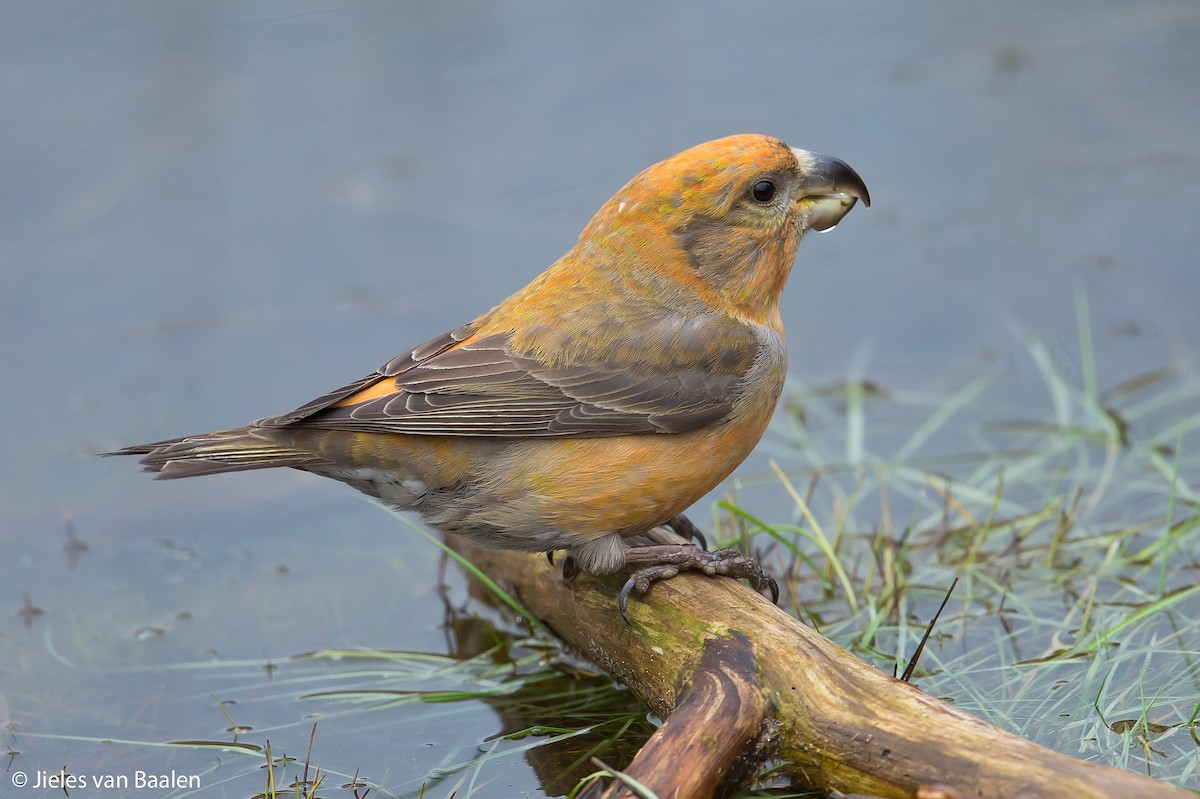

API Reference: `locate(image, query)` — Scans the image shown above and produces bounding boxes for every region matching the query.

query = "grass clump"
[719,332,1200,790]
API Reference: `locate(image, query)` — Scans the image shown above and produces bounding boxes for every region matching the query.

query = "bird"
[107,134,869,622]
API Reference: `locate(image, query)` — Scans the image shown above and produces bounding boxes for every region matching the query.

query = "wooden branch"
[445,534,1190,799]
[599,632,766,799]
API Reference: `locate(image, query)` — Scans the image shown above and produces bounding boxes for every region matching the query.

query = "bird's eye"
[751,179,776,203]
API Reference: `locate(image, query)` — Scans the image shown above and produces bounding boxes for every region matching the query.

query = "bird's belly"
[511,424,761,536]
[289,401,773,549]
[426,406,773,546]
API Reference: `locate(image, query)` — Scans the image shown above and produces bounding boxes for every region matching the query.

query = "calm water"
[2,2,1197,796]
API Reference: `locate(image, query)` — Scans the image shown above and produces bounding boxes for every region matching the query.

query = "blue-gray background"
[2,2,1197,797]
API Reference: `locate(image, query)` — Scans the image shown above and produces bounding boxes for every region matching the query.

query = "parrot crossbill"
[108,134,869,622]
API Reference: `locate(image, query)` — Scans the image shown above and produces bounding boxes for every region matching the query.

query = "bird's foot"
[617,544,778,625]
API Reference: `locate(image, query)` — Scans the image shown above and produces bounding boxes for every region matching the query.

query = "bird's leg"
[664,513,708,551]
[617,544,778,624]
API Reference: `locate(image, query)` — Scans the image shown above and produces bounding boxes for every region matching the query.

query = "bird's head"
[583,134,869,325]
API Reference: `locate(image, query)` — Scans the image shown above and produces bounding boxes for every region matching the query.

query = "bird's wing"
[260,325,473,427]
[256,316,761,437]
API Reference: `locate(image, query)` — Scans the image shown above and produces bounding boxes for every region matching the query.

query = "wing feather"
[257,315,760,437]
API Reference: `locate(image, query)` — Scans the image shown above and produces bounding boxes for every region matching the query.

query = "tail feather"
[103,428,318,479]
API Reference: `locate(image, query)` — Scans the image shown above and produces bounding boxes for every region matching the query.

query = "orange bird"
[109,134,869,621]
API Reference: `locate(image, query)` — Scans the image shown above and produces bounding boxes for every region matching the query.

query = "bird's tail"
[103,427,318,479]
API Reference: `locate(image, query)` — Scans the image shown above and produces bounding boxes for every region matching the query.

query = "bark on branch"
[598,632,766,799]
[446,535,1190,799]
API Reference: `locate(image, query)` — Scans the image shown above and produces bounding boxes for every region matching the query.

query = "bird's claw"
[617,544,778,625]
[665,513,708,551]
[619,564,679,624]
